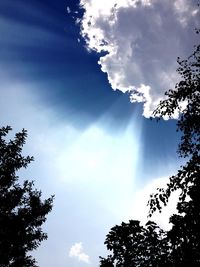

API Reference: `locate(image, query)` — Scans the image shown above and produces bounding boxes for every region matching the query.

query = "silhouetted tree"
[100,220,172,267]
[149,43,200,212]
[0,126,54,267]
[148,40,200,266]
[100,34,199,266]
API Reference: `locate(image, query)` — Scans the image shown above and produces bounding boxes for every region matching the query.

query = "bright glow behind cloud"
[0,81,142,223]
[54,116,141,218]
[0,71,181,266]
[0,81,147,266]
[79,0,199,117]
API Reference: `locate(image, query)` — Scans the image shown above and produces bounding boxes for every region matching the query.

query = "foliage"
[100,38,199,266]
[0,126,54,267]
[148,43,200,265]
[99,220,171,267]
[148,43,200,215]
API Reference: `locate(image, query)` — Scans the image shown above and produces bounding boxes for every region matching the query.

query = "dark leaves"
[0,126,54,267]
[100,220,171,267]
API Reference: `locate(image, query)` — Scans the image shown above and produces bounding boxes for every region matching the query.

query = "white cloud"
[67,6,71,14]
[69,242,90,264]
[79,0,199,117]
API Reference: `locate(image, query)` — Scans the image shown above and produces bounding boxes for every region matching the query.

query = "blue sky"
[0,0,199,266]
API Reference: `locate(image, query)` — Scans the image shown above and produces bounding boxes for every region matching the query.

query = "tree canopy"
[99,220,171,267]
[100,38,200,266]
[0,126,54,267]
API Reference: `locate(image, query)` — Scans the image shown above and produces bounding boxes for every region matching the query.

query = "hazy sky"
[0,0,199,266]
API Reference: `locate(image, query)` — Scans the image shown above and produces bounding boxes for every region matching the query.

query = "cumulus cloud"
[79,0,199,117]
[69,242,90,264]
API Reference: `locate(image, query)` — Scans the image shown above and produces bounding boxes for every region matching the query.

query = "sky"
[0,0,199,266]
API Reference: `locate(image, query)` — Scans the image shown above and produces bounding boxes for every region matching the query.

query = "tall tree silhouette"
[0,126,54,267]
[148,40,200,266]
[100,36,199,266]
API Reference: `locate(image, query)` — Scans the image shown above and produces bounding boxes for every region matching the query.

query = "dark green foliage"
[0,126,54,267]
[100,36,200,266]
